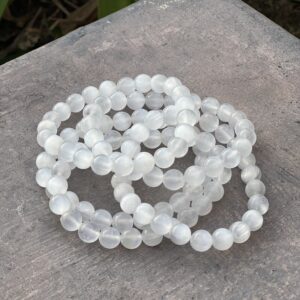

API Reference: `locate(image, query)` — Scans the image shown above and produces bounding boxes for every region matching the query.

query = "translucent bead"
[36,168,53,187]
[133,203,155,226]
[99,80,117,97]
[201,97,220,114]
[234,119,254,135]
[142,228,163,246]
[163,105,178,126]
[169,192,189,212]
[212,228,234,251]
[120,140,139,158]
[199,113,219,132]
[134,152,155,174]
[184,166,205,187]
[52,161,71,179]
[161,127,175,146]
[190,230,213,252]
[83,129,103,148]
[245,179,266,197]
[92,141,112,156]
[151,74,167,93]
[42,111,61,127]
[163,77,182,95]
[37,119,57,134]
[135,74,151,93]
[204,156,224,178]
[228,110,247,128]
[110,91,127,111]
[154,202,173,217]
[164,95,174,106]
[91,155,112,175]
[111,175,131,188]
[177,208,198,227]
[204,181,224,202]
[191,93,202,109]
[215,124,234,144]
[154,147,175,169]
[143,130,162,149]
[174,124,196,146]
[175,96,195,111]
[230,221,251,243]
[221,148,241,168]
[73,149,93,169]
[113,112,131,131]
[238,128,257,145]
[121,228,142,249]
[83,103,103,118]
[36,152,56,169]
[46,175,68,195]
[177,109,198,126]
[195,132,216,152]
[231,138,252,158]
[37,129,55,147]
[60,128,79,143]
[242,210,263,231]
[145,91,164,109]
[53,102,71,121]
[144,110,164,130]
[60,210,82,231]
[163,169,184,191]
[131,108,148,124]
[113,183,134,202]
[143,166,163,187]
[120,193,141,214]
[113,154,134,176]
[170,223,191,245]
[78,115,101,133]
[217,103,235,122]
[95,96,112,114]
[66,93,85,112]
[192,196,212,216]
[171,85,191,101]
[168,137,188,158]
[150,213,173,236]
[99,227,121,249]
[238,153,256,169]
[58,142,81,163]
[248,194,269,215]
[76,201,95,221]
[127,91,145,110]
[129,123,150,142]
[78,222,100,243]
[117,77,135,95]
[113,212,133,232]
[66,191,79,209]
[44,135,64,156]
[104,130,122,150]
[48,194,70,215]
[82,86,100,104]
[91,209,112,230]
[219,168,232,184]
[241,165,261,183]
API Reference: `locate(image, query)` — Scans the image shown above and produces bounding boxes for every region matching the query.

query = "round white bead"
[78,222,100,243]
[73,148,93,169]
[99,227,121,249]
[53,102,71,121]
[113,112,132,131]
[190,230,213,252]
[230,221,251,243]
[49,194,71,215]
[112,212,133,232]
[66,93,85,112]
[120,193,141,214]
[135,74,151,93]
[46,175,68,195]
[44,135,64,156]
[133,203,155,226]
[143,166,163,187]
[82,86,100,104]
[151,213,173,235]
[60,210,82,231]
[163,169,184,191]
[134,152,155,174]
[117,77,135,95]
[245,179,266,197]
[242,210,263,231]
[129,123,150,142]
[248,194,269,215]
[212,228,234,251]
[110,91,127,111]
[36,168,53,187]
[91,209,112,230]
[121,228,142,249]
[170,223,191,245]
[154,147,175,169]
[142,228,163,247]
[99,80,117,97]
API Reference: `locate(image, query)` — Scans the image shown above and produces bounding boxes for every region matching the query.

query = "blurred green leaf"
[97,0,136,19]
[0,0,10,19]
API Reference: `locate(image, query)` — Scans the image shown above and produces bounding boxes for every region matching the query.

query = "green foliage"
[0,0,10,19]
[97,0,136,19]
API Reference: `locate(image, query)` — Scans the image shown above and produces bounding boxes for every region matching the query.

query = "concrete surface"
[0,0,299,299]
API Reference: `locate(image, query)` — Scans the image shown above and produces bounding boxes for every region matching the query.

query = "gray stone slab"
[0,0,299,299]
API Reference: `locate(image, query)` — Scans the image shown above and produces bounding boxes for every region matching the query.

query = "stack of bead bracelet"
[35,74,269,252]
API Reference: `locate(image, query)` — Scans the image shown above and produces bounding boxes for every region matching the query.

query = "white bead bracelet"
[36,74,269,252]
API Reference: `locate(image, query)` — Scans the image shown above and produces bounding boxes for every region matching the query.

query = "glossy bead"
[91,209,112,230]
[248,194,269,215]
[49,194,71,215]
[171,85,191,101]
[170,223,191,245]
[133,203,155,226]
[60,128,79,143]
[144,130,162,149]
[238,153,256,169]
[131,108,148,124]
[36,168,53,187]
[195,132,216,152]
[95,96,112,114]
[230,221,251,243]
[113,183,134,202]
[135,74,151,93]
[82,86,100,104]
[60,209,82,231]
[154,202,173,217]
[113,212,133,232]
[242,210,263,231]
[241,165,261,183]
[37,119,57,133]
[245,179,266,197]
[190,230,213,252]
[52,161,71,179]
[113,112,131,131]
[169,192,189,212]
[174,124,196,146]
[151,74,167,93]
[175,96,195,111]
[184,166,205,187]
[238,128,257,145]
[76,201,95,221]
[120,140,140,158]
[84,129,104,148]
[217,103,235,122]
[117,77,135,95]
[229,110,247,128]
[121,228,142,249]
[204,181,224,202]
[66,191,79,208]
[221,148,241,168]
[73,148,93,169]
[219,168,232,184]
[201,97,220,114]
[194,200,212,216]
[161,127,175,146]
[231,138,252,158]
[99,80,117,97]
[92,141,112,156]
[66,93,85,112]
[204,156,224,178]
[212,228,234,250]
[37,130,54,147]
[163,105,178,126]
[142,228,163,246]
[163,169,184,191]
[163,77,182,95]
[134,152,155,174]
[36,152,56,169]
[234,119,254,135]
[99,227,121,249]
[44,135,64,156]
[53,102,71,121]
[42,111,61,127]
[150,213,172,236]
[144,110,164,130]
[112,154,133,176]
[78,222,100,243]
[120,193,141,214]
[46,175,68,195]
[154,147,175,169]
[199,113,219,132]
[129,123,150,142]
[91,155,112,175]
[177,109,198,126]
[110,91,127,111]
[143,166,163,187]
[167,137,188,158]
[177,208,198,227]
[145,91,164,109]
[104,130,122,150]
[215,124,234,144]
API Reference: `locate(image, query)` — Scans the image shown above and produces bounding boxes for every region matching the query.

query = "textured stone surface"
[0,0,299,299]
